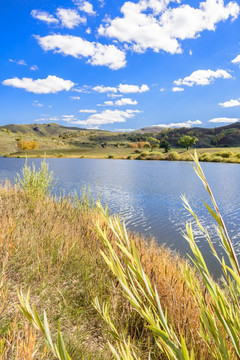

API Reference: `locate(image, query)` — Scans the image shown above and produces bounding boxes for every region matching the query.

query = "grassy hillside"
[136,122,240,147]
[1,122,240,161]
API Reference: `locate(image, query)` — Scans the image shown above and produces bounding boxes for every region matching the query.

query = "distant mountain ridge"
[134,122,240,147]
[0,123,86,137]
[1,121,240,149]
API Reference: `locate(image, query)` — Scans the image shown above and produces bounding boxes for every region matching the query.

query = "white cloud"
[35,34,126,70]
[56,8,86,28]
[71,96,81,100]
[174,69,232,87]
[79,109,97,113]
[2,75,74,94]
[219,98,240,107]
[104,101,114,106]
[115,128,135,132]
[172,87,184,92]
[160,88,165,92]
[31,10,59,24]
[72,85,91,93]
[189,49,193,55]
[33,100,43,107]
[99,0,239,54]
[209,117,239,123]
[232,54,240,65]
[118,84,149,93]
[108,93,123,98]
[75,1,96,15]
[68,109,140,126]
[62,115,79,122]
[93,85,117,93]
[86,27,92,34]
[35,116,60,122]
[30,65,39,71]
[9,59,27,66]
[153,120,202,128]
[115,97,137,106]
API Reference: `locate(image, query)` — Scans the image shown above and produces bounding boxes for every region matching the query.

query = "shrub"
[215,151,235,158]
[211,156,223,162]
[143,142,151,148]
[168,151,180,160]
[138,141,150,148]
[139,151,150,157]
[181,154,192,161]
[199,153,212,162]
[18,140,39,150]
[128,143,138,148]
[15,159,56,198]
[108,154,114,159]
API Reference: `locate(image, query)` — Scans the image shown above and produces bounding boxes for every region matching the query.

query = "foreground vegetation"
[0,161,207,359]
[1,156,240,359]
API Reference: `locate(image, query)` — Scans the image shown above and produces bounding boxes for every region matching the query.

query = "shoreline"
[2,148,240,164]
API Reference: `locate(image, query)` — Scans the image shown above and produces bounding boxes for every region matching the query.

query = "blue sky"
[1,0,240,131]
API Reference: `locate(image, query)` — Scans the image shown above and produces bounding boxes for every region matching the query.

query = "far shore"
[2,147,240,164]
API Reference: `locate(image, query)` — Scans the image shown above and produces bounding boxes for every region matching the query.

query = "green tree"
[178,135,198,150]
[160,139,171,153]
[146,137,160,151]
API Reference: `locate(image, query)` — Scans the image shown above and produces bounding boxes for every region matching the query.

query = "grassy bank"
[4,147,240,164]
[0,166,211,359]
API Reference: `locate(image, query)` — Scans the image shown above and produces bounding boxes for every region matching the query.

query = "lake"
[1,157,240,276]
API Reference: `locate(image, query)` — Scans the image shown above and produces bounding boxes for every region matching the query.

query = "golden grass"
[0,182,214,359]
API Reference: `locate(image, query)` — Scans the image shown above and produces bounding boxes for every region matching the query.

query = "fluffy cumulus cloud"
[74,1,96,15]
[118,84,149,93]
[35,34,126,70]
[2,75,74,94]
[56,8,86,28]
[209,117,239,123]
[115,98,138,106]
[153,120,202,128]
[174,69,232,87]
[98,0,240,54]
[31,10,59,24]
[172,87,184,92]
[66,109,140,126]
[219,98,240,107]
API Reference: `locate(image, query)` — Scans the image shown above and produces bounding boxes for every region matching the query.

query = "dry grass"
[0,182,212,359]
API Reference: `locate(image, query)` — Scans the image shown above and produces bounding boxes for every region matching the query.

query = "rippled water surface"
[1,157,240,276]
